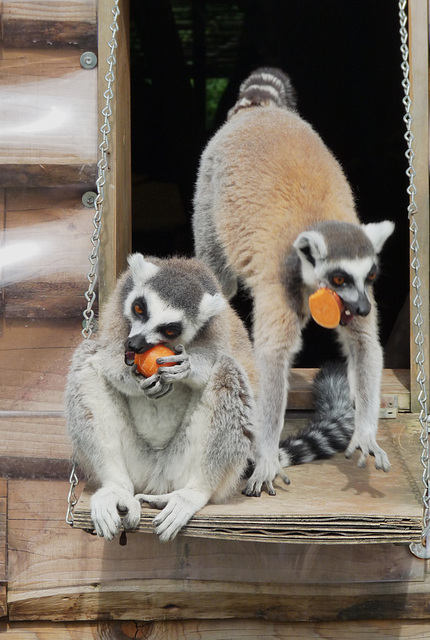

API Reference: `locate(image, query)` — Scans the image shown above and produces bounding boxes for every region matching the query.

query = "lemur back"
[193,67,394,497]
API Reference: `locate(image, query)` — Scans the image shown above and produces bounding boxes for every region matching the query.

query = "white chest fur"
[128,385,193,450]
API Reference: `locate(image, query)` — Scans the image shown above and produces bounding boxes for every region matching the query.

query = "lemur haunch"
[66,254,257,542]
[193,67,394,497]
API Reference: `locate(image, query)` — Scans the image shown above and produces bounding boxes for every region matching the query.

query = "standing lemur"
[193,67,394,497]
[66,253,357,541]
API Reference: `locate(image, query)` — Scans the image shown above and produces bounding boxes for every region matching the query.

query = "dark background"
[129,0,410,368]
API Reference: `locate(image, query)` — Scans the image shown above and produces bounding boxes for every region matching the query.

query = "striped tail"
[228,67,297,119]
[279,362,354,467]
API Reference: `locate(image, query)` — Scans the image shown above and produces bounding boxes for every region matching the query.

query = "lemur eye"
[134,304,144,315]
[367,271,377,282]
[332,275,345,286]
[160,323,182,339]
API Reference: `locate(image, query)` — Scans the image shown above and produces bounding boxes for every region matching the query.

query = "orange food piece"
[309,288,343,329]
[134,345,176,377]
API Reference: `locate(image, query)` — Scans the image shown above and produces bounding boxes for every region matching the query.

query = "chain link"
[399,0,430,547]
[66,0,120,527]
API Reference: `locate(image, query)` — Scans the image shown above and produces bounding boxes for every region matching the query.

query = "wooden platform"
[73,418,423,545]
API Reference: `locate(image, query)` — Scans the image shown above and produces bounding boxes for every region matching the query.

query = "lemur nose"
[125,336,154,353]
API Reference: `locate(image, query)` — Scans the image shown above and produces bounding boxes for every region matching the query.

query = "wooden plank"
[1,619,430,639]
[0,165,97,189]
[0,49,97,167]
[1,0,97,49]
[73,419,424,545]
[0,319,83,412]
[408,0,430,411]
[0,478,7,618]
[3,188,96,318]
[288,368,410,413]
[98,0,132,305]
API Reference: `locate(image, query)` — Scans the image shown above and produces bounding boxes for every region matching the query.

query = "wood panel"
[2,188,96,318]
[98,0,132,305]
[408,0,430,411]
[0,49,97,172]
[289,368,410,413]
[0,478,6,618]
[1,619,430,639]
[0,319,83,412]
[1,0,97,49]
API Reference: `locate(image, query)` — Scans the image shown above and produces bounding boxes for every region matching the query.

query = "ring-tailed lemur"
[193,67,394,497]
[66,254,258,542]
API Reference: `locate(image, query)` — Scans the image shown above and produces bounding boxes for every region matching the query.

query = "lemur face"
[293,220,394,324]
[122,254,226,362]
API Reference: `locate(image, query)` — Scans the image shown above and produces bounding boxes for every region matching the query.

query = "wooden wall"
[0,0,429,638]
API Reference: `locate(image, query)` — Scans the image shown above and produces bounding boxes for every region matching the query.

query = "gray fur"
[66,254,256,542]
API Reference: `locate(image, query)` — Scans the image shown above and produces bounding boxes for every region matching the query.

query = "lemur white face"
[123,254,226,362]
[293,221,394,324]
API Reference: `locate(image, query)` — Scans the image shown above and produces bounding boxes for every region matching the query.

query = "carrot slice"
[135,345,176,377]
[309,288,343,329]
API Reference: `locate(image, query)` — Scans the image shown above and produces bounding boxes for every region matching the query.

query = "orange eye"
[134,304,143,315]
[165,328,175,336]
[367,271,376,281]
[332,275,345,286]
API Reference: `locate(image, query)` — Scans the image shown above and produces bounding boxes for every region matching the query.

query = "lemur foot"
[345,433,391,472]
[91,487,141,540]
[243,453,290,497]
[136,488,208,542]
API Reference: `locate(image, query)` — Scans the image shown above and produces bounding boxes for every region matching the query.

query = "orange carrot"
[309,288,343,329]
[135,345,176,377]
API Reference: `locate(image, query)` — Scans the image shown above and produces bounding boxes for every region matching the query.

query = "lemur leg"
[336,308,390,472]
[68,360,142,539]
[244,284,302,496]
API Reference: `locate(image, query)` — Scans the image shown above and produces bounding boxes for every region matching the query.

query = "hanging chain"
[66,0,120,527]
[399,1,430,553]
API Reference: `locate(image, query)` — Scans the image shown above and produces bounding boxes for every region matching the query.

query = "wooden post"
[98,0,131,307]
[408,0,429,412]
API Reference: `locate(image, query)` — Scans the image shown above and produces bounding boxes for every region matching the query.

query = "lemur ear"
[362,221,394,254]
[293,230,327,266]
[198,292,227,323]
[127,253,159,282]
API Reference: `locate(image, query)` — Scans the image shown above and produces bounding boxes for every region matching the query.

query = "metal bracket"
[82,191,97,208]
[409,541,430,559]
[379,394,398,419]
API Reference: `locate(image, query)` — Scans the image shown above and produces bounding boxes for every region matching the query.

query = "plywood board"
[73,420,423,545]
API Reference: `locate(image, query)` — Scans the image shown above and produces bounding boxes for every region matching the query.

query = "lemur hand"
[157,344,191,384]
[134,369,173,399]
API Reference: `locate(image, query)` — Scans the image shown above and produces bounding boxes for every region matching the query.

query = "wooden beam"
[98,0,132,306]
[408,0,430,411]
[0,478,6,618]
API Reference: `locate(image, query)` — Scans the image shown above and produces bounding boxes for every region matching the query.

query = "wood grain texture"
[0,478,6,618]
[0,49,97,166]
[1,0,97,49]
[2,188,96,318]
[1,619,430,639]
[0,319,83,412]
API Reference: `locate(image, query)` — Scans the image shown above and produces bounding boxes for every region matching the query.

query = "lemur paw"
[157,344,191,383]
[136,372,173,399]
[243,454,290,497]
[91,487,141,540]
[136,488,208,542]
[345,433,391,472]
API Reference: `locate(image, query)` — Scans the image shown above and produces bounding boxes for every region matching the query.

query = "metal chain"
[399,1,430,554]
[66,0,120,527]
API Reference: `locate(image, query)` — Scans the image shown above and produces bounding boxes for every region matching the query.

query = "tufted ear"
[198,292,227,324]
[127,253,159,283]
[293,230,327,266]
[361,221,395,254]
